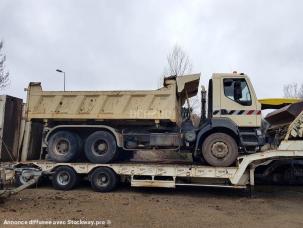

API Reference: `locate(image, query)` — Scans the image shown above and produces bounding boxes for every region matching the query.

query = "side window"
[223,79,252,106]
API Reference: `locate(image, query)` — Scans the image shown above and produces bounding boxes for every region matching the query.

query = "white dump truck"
[24,72,266,167]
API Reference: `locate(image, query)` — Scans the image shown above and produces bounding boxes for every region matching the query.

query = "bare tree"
[283,83,303,98]
[0,40,9,89]
[162,44,200,115]
[163,44,192,77]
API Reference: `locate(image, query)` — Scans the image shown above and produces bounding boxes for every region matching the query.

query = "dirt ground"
[1,184,303,228]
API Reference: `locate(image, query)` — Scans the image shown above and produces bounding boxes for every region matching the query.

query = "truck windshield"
[223,78,252,106]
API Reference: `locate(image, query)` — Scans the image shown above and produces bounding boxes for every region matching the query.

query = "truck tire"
[202,133,238,167]
[48,131,81,162]
[84,131,117,163]
[52,166,79,190]
[192,153,207,165]
[90,167,118,192]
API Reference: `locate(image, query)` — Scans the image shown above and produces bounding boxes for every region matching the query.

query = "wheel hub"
[92,140,108,155]
[98,143,107,151]
[55,139,70,155]
[211,142,229,159]
[96,174,109,187]
[57,171,70,185]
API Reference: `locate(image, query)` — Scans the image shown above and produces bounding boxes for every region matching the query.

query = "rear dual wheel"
[48,130,118,164]
[84,131,117,163]
[48,131,81,162]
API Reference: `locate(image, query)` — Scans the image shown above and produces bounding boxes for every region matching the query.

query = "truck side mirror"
[234,81,242,100]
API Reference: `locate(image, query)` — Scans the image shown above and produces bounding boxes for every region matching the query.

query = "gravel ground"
[1,184,303,228]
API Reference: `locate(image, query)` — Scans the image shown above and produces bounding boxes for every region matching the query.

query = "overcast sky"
[0,0,303,100]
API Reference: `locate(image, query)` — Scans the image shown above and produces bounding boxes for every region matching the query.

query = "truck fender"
[194,118,239,157]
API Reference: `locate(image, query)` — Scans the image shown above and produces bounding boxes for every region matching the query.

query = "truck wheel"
[52,166,78,190]
[48,131,81,162]
[202,133,238,167]
[90,167,118,192]
[84,131,117,163]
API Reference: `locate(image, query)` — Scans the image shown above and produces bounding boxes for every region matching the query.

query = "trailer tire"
[84,131,117,163]
[15,171,36,187]
[90,167,118,192]
[202,133,238,167]
[52,166,79,190]
[48,131,81,162]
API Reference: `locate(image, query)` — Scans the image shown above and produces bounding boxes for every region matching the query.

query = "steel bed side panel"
[29,162,238,179]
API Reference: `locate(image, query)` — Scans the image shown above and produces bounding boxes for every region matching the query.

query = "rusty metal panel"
[265,101,303,127]
[26,82,179,123]
[0,95,23,162]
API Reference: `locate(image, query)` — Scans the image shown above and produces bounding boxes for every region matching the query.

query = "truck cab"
[192,72,264,166]
[211,73,261,127]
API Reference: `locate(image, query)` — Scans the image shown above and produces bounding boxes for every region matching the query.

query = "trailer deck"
[12,140,303,191]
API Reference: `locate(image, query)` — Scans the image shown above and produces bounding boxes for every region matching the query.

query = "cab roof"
[212,72,247,79]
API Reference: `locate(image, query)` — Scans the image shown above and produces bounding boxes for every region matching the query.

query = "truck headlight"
[256,129,262,136]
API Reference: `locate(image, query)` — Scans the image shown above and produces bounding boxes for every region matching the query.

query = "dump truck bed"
[25,74,200,124]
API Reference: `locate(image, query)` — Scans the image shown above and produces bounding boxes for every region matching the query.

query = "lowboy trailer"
[12,140,303,192]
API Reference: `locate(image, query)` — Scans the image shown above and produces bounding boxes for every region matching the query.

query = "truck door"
[215,77,261,127]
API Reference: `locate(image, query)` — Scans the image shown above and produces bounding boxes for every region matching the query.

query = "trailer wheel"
[202,133,238,167]
[15,171,36,187]
[52,166,78,190]
[48,131,81,162]
[84,131,117,163]
[90,167,118,192]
